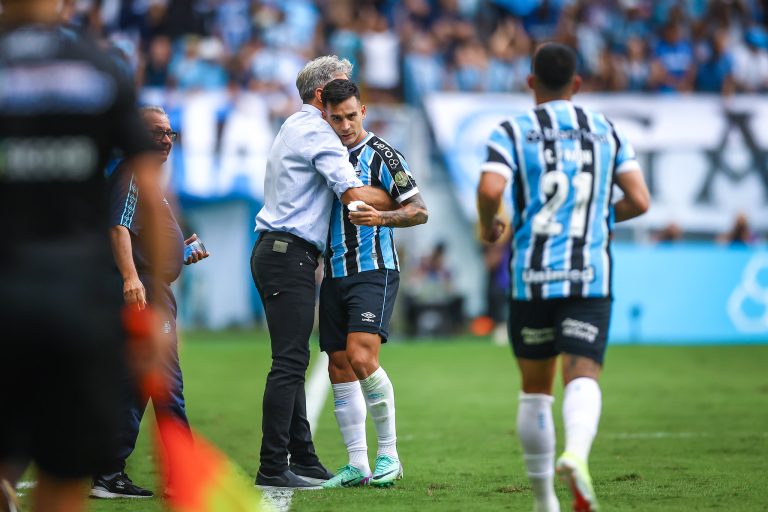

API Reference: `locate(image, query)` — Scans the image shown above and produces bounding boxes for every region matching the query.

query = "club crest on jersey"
[394,171,409,187]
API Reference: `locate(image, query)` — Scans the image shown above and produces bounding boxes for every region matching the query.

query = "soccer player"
[318,79,428,488]
[476,43,650,512]
[90,106,209,499]
[0,0,164,510]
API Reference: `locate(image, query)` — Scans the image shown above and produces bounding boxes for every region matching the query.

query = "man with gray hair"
[91,105,209,499]
[252,55,397,489]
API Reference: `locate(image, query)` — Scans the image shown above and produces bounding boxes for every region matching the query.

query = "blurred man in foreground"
[91,106,209,499]
[0,1,164,511]
[318,79,428,488]
[477,43,650,512]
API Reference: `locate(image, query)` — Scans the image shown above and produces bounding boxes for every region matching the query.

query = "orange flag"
[123,306,263,512]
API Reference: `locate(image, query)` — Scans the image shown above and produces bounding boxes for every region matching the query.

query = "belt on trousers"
[259,231,321,259]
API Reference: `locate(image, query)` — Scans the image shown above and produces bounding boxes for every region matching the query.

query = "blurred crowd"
[57,0,768,111]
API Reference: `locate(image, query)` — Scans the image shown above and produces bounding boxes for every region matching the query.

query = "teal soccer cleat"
[321,465,370,489]
[369,455,403,487]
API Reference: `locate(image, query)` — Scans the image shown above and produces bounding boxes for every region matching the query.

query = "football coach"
[252,55,396,489]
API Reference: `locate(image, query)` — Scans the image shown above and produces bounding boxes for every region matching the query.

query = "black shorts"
[0,270,128,480]
[508,297,612,364]
[319,269,400,353]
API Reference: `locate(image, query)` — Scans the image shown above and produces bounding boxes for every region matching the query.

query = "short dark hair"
[321,78,360,107]
[532,43,577,91]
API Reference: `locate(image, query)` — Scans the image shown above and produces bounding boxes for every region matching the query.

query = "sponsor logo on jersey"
[525,127,608,144]
[522,266,596,285]
[371,138,401,169]
[0,137,97,182]
[0,62,117,114]
[361,311,376,323]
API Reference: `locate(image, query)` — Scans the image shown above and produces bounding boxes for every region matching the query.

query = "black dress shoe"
[289,462,335,483]
[254,469,322,490]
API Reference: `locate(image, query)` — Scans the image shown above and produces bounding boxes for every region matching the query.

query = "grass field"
[19,330,768,511]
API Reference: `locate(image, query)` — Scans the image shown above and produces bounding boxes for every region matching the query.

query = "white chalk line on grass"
[607,431,767,440]
[260,352,331,512]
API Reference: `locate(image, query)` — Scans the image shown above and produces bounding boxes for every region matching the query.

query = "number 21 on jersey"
[531,171,593,239]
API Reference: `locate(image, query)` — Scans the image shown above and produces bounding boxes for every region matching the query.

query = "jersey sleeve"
[375,143,419,203]
[312,126,364,198]
[481,121,518,182]
[108,165,140,234]
[609,121,641,175]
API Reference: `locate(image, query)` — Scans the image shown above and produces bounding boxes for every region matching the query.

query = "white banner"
[424,93,768,232]
[140,89,273,202]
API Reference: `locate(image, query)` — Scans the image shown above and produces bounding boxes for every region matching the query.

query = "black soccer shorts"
[508,297,612,364]
[319,269,400,353]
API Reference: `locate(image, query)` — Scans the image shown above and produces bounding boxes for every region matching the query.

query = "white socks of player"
[360,367,398,459]
[331,381,370,473]
[517,392,559,512]
[563,377,602,462]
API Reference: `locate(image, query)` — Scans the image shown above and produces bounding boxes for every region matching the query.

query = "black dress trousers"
[251,232,322,474]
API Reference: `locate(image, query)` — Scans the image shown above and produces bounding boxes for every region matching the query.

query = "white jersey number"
[531,171,593,238]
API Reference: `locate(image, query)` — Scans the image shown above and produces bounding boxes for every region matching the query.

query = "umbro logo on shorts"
[361,312,376,323]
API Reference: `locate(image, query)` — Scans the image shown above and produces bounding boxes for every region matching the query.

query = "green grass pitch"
[21,330,768,511]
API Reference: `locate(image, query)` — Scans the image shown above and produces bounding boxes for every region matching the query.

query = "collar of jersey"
[537,99,573,109]
[348,132,374,153]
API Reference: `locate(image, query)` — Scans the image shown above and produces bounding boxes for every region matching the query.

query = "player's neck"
[348,130,368,149]
[534,93,572,106]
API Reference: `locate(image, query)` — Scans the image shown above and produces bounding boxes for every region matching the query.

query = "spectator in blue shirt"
[696,29,734,94]
[650,22,696,92]
[403,31,444,103]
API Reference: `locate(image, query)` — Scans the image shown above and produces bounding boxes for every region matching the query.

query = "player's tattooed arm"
[342,186,400,211]
[348,193,428,228]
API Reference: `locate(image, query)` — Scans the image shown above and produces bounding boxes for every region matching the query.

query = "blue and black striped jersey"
[482,100,640,300]
[326,132,419,278]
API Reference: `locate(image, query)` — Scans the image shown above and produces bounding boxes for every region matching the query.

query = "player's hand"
[184,233,210,265]
[123,275,147,309]
[481,215,506,243]
[349,203,383,226]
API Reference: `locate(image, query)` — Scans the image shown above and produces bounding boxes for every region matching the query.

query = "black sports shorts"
[319,269,399,353]
[0,267,128,480]
[508,297,612,364]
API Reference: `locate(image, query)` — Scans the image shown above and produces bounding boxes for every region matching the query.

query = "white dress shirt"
[255,103,363,252]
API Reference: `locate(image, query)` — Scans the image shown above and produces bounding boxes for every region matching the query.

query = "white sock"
[332,381,370,473]
[517,393,559,512]
[360,367,398,459]
[563,377,602,462]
